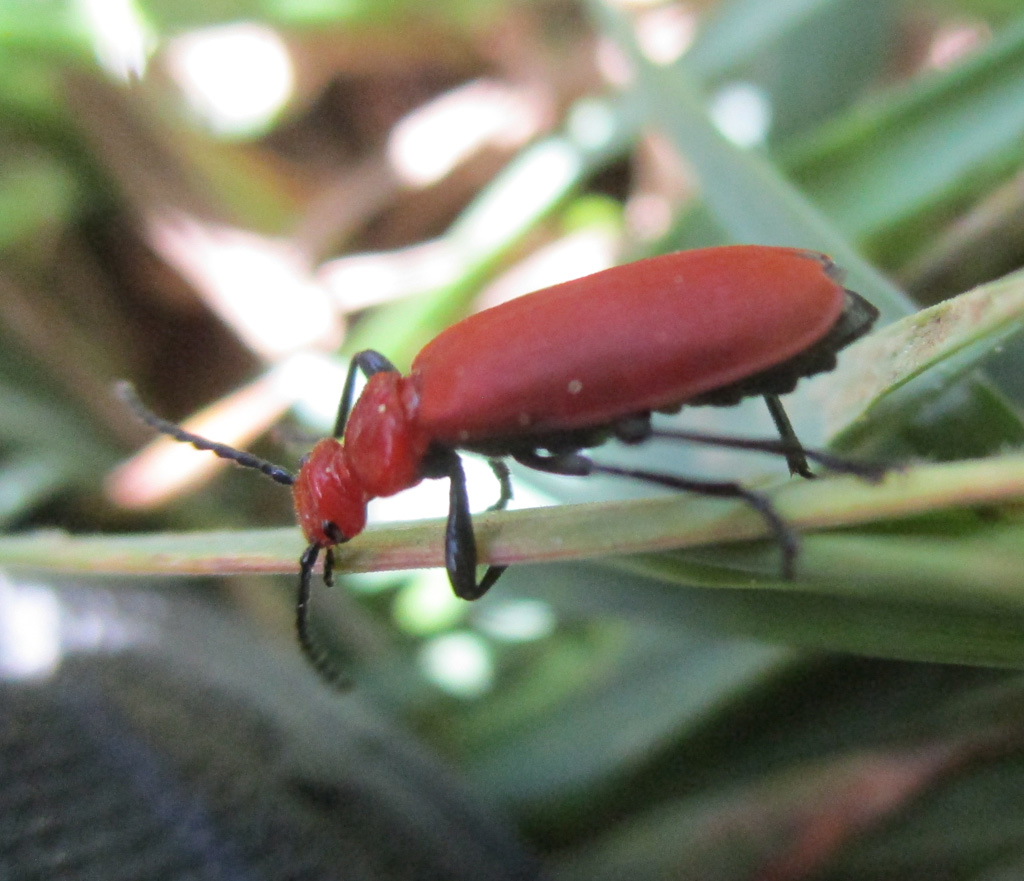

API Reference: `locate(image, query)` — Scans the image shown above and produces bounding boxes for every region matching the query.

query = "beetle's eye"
[299,453,310,468]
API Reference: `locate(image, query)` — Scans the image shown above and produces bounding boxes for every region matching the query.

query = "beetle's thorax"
[343,372,430,499]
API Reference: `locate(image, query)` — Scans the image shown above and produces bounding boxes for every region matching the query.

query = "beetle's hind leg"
[645,427,885,481]
[513,449,799,579]
[763,394,813,478]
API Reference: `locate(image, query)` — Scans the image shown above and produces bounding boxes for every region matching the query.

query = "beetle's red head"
[293,438,368,547]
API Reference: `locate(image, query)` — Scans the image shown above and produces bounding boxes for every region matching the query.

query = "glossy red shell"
[408,246,846,444]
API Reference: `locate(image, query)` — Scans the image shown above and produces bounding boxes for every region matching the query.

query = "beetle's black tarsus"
[117,381,296,486]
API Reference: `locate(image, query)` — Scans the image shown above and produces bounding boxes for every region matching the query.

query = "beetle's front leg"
[444,452,506,600]
[333,350,400,438]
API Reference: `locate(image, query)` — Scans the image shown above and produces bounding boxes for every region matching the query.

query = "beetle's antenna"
[116,381,295,486]
[297,544,352,689]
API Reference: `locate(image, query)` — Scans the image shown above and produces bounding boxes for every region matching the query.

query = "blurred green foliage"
[3,1,1024,878]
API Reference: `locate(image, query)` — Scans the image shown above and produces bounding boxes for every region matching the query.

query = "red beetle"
[120,245,879,683]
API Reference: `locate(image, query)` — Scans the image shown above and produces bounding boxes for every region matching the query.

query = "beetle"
[119,245,880,684]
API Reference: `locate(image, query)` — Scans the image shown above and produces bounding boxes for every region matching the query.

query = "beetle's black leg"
[296,543,322,665]
[486,459,513,512]
[647,428,885,480]
[296,543,350,689]
[514,450,799,579]
[444,453,506,600]
[601,463,798,579]
[322,546,335,588]
[333,350,400,438]
[763,394,813,478]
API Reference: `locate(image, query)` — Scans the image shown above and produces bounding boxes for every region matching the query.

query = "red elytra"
[412,246,847,442]
[120,244,880,686]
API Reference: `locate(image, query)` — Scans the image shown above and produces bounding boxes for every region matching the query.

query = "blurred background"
[3,0,1024,878]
